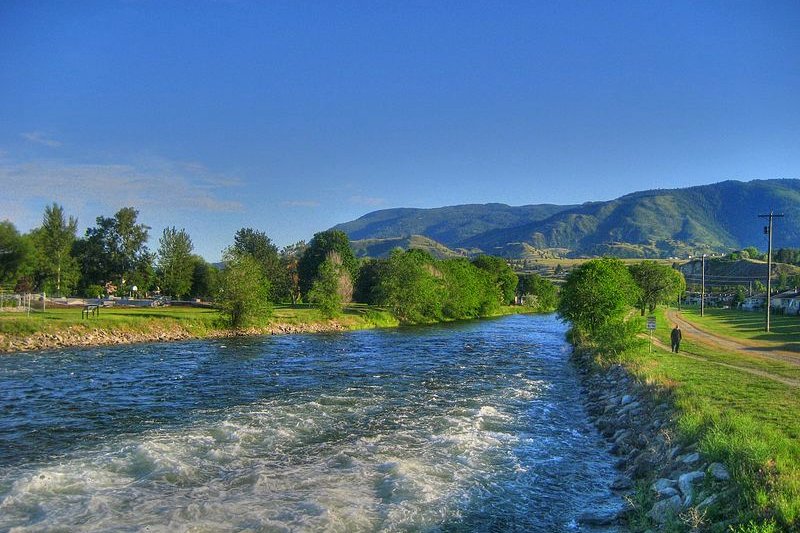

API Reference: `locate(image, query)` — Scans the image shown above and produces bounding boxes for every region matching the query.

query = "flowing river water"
[0,314,623,532]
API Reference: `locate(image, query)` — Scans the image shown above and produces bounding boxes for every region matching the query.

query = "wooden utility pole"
[701,254,707,317]
[759,211,784,332]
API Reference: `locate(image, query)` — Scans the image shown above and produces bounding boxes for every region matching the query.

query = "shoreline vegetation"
[561,258,800,531]
[0,304,532,354]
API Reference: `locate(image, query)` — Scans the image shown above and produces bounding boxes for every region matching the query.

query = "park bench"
[81,304,100,319]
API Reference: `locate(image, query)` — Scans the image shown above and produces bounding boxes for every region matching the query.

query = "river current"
[0,314,622,532]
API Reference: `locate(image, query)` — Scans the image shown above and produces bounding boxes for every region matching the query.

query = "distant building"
[771,290,800,315]
[741,295,766,311]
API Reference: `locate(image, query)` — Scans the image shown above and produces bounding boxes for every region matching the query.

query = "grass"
[677,306,800,352]
[617,306,800,528]
[651,310,800,382]
[0,306,221,336]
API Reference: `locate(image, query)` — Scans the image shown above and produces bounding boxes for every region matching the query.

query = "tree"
[354,258,390,304]
[232,228,292,302]
[308,258,344,318]
[78,207,151,293]
[156,227,195,298]
[36,203,79,295]
[517,273,558,311]
[189,255,218,299]
[298,231,358,297]
[0,221,29,286]
[440,258,499,318]
[558,257,639,335]
[217,250,271,328]
[628,261,686,315]
[377,249,445,323]
[472,255,518,305]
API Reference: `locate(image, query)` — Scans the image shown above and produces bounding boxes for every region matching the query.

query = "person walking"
[670,325,682,353]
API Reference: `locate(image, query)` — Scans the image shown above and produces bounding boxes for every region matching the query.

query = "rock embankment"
[0,321,351,354]
[573,348,736,530]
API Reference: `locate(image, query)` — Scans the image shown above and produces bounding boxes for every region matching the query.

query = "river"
[0,314,622,532]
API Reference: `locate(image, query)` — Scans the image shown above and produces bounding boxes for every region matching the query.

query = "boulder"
[708,462,730,481]
[678,471,705,506]
[647,495,682,523]
[680,452,701,464]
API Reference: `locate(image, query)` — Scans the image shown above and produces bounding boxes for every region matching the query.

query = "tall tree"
[308,258,345,318]
[233,228,289,302]
[78,207,151,292]
[37,203,79,295]
[298,230,358,297]
[628,261,686,315]
[156,227,195,298]
[189,255,218,299]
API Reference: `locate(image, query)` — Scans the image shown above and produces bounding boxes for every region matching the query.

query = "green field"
[678,306,800,351]
[622,307,800,528]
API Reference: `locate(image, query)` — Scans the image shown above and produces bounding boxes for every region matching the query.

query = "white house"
[771,290,800,315]
[741,295,766,311]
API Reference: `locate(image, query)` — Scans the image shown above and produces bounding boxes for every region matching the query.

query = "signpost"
[646,315,656,353]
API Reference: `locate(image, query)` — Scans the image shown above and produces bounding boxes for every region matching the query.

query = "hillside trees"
[156,227,195,298]
[628,261,686,315]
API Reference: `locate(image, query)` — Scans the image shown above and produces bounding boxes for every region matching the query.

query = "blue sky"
[1,1,798,261]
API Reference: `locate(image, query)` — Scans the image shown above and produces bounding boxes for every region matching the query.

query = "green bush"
[83,284,104,298]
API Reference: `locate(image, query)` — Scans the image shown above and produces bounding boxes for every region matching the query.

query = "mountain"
[332,179,800,259]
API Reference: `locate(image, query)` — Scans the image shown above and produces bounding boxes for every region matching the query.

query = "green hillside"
[350,235,466,259]
[336,179,800,259]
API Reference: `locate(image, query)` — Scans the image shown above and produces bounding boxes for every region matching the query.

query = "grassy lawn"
[0,304,403,338]
[651,310,800,383]
[678,306,800,351]
[623,307,800,527]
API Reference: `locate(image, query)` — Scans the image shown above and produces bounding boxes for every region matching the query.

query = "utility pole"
[701,254,707,317]
[759,211,784,332]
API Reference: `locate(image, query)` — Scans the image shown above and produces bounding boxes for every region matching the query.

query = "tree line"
[0,204,558,327]
[558,257,685,354]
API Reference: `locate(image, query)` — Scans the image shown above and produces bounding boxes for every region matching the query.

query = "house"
[741,295,766,311]
[771,290,800,315]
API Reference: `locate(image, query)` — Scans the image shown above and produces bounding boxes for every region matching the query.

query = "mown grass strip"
[623,307,800,527]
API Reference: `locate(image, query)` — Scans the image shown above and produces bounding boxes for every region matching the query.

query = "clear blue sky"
[1,1,798,261]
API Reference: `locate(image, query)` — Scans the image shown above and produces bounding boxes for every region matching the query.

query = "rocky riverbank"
[573,348,738,531]
[0,320,351,354]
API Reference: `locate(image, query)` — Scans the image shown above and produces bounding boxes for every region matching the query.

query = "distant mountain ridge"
[333,179,800,259]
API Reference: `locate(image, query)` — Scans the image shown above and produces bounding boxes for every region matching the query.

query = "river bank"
[0,304,534,354]
[572,346,739,531]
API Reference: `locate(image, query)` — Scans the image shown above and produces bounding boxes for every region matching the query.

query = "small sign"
[646,316,656,330]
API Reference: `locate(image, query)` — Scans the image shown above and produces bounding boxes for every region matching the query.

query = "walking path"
[648,332,800,389]
[665,308,800,365]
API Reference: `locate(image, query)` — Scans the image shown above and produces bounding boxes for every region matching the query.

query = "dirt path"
[665,308,800,366]
[648,333,800,388]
